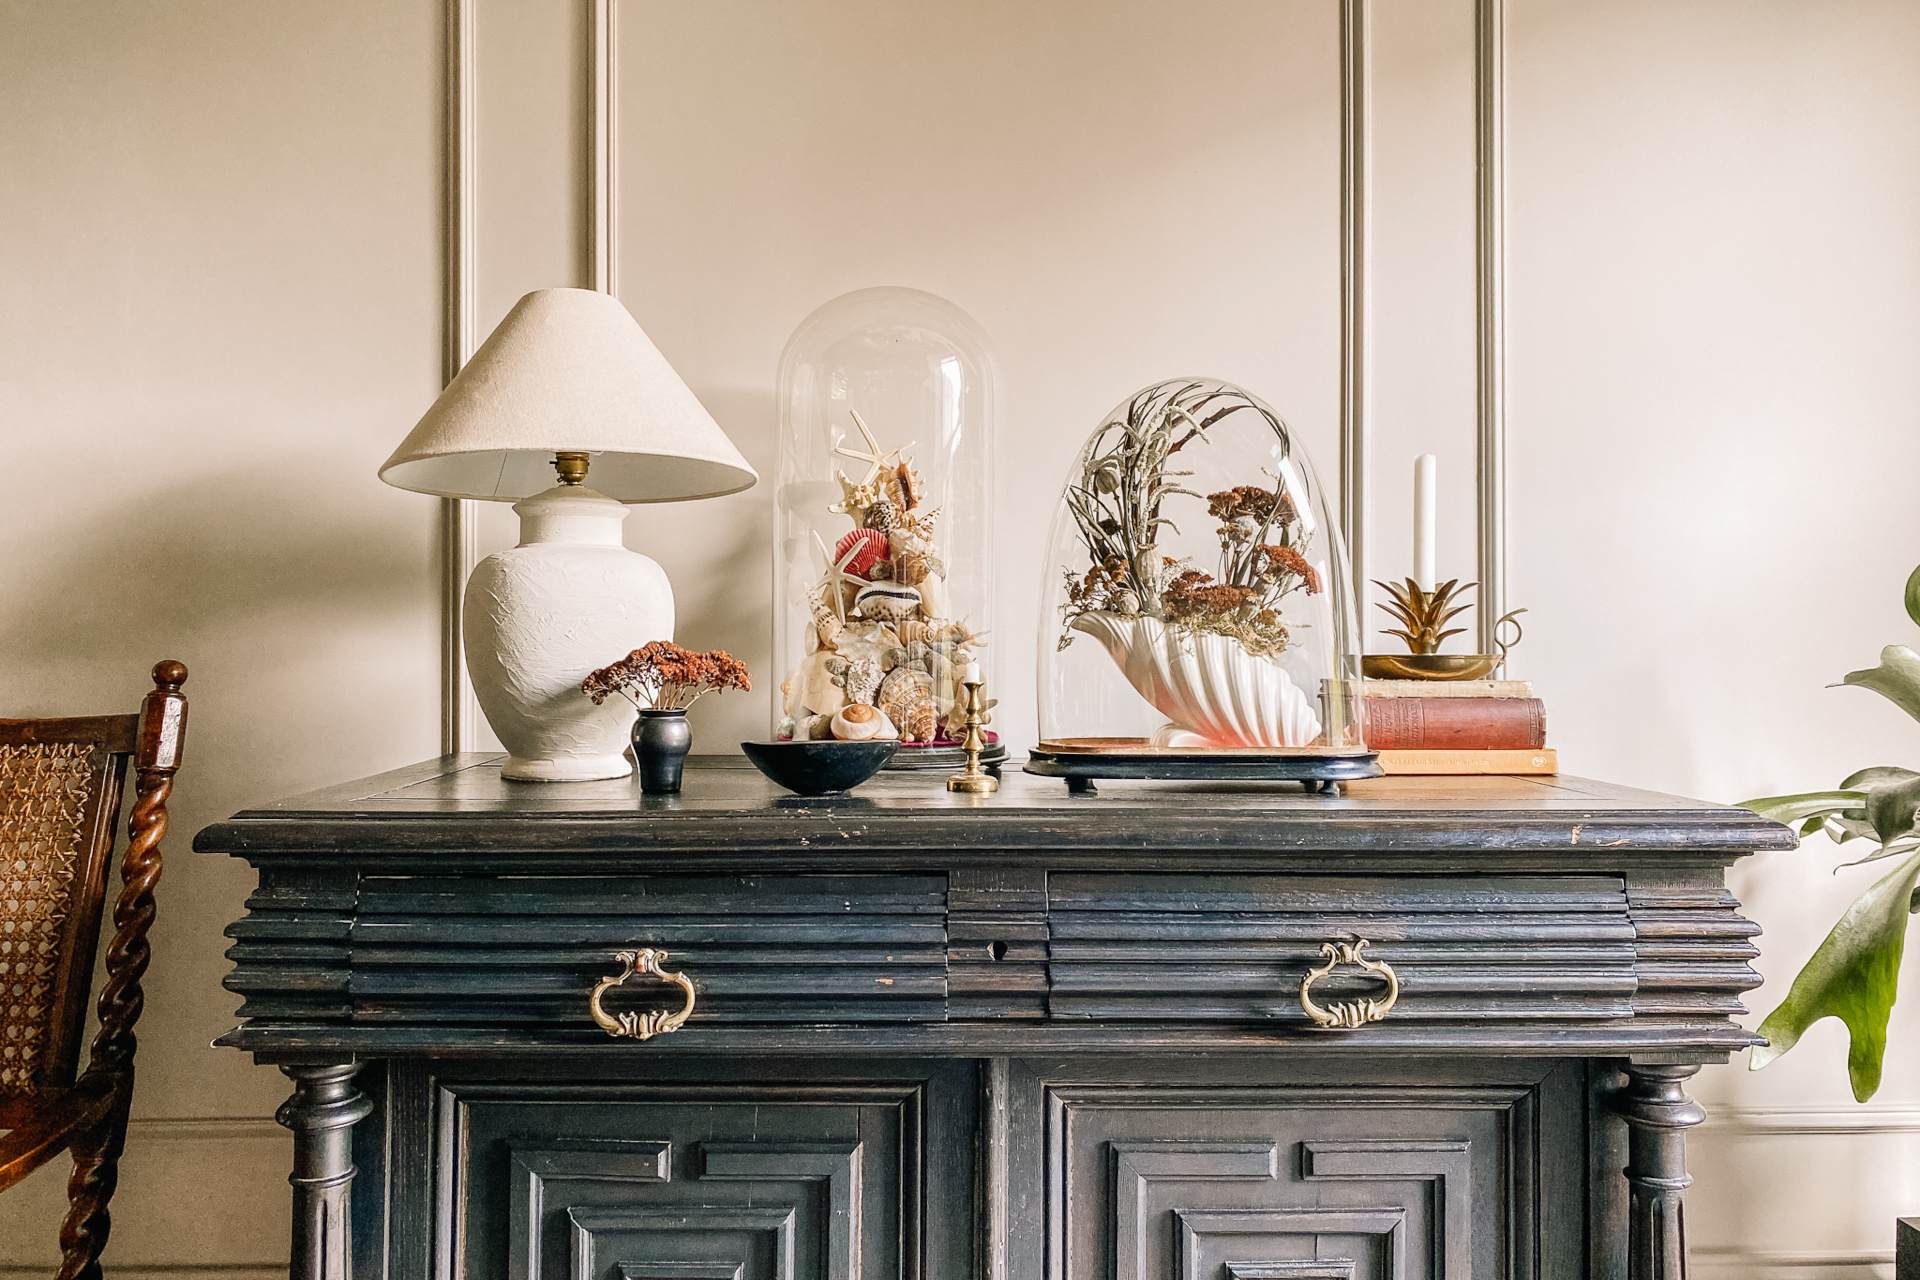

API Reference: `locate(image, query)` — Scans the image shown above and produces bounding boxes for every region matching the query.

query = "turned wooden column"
[1613,1063,1706,1280]
[277,1064,374,1280]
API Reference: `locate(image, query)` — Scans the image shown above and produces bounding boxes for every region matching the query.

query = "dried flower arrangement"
[777,410,986,745]
[1058,381,1321,660]
[583,640,751,711]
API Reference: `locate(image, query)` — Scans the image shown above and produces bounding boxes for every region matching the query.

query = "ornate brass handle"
[1299,938,1399,1029]
[589,948,696,1041]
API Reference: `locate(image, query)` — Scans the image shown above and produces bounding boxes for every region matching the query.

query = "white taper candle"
[1413,454,1438,591]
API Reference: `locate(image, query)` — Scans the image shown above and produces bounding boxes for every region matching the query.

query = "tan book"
[1376,748,1558,775]
[1361,679,1533,699]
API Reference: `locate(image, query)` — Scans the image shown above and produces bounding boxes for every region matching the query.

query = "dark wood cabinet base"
[206,758,1793,1280]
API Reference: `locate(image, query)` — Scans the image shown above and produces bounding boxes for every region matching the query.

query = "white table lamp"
[381,288,757,781]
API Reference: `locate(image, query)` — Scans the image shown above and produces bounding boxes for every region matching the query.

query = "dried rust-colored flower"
[583,640,752,711]
[1252,544,1322,594]
[1160,569,1256,620]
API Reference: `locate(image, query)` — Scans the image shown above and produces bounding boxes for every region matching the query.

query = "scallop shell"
[842,657,883,706]
[830,703,885,741]
[835,528,889,579]
[854,582,922,622]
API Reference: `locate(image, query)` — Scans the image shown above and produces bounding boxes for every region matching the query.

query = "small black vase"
[633,708,692,794]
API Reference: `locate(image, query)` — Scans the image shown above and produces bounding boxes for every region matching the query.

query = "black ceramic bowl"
[740,739,898,796]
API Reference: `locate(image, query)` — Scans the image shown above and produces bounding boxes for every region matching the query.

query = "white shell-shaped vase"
[1068,611,1322,748]
[464,484,673,781]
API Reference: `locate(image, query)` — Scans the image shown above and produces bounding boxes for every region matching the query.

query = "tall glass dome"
[1033,378,1371,784]
[771,287,1003,768]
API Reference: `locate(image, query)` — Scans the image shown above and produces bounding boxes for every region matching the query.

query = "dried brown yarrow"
[583,640,752,711]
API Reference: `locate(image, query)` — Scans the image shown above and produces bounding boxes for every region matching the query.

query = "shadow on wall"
[0,455,436,749]
[625,387,782,745]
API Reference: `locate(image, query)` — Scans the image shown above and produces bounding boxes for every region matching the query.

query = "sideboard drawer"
[347,874,948,1026]
[1047,873,1637,1024]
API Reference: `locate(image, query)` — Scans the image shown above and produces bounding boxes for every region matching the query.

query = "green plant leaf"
[1840,646,1920,724]
[1751,847,1920,1100]
[1866,774,1920,846]
[1906,563,1920,629]
[1841,766,1920,790]
[1739,791,1867,826]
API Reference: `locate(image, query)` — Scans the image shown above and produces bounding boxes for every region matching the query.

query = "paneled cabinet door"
[1020,1060,1587,1280]
[442,1062,974,1280]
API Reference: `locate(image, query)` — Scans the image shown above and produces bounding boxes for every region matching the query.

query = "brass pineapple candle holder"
[1360,578,1503,681]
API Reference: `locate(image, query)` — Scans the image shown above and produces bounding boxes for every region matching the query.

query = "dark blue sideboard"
[202,756,1792,1280]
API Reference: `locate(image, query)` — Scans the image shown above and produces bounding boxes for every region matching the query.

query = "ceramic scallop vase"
[464,485,673,781]
[1068,612,1321,748]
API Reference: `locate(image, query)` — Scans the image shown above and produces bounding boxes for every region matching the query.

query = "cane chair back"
[0,717,134,1108]
[0,662,187,1280]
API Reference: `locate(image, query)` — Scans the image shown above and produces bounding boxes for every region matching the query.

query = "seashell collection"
[778,409,985,747]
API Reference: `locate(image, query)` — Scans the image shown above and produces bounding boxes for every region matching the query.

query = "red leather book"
[1362,697,1547,750]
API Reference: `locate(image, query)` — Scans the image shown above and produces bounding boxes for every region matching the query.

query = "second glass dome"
[771,287,1001,766]
[1037,378,1365,756]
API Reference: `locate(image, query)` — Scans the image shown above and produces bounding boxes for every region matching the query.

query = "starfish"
[812,530,867,623]
[827,469,878,521]
[831,409,913,488]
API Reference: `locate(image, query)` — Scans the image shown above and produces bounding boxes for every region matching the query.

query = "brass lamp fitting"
[553,452,592,485]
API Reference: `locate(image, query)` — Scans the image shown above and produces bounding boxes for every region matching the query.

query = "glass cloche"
[1031,378,1376,789]
[771,287,1004,768]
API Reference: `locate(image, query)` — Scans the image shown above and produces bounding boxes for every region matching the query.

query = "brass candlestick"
[946,676,998,794]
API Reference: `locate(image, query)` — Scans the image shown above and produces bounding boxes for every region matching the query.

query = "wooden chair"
[0,662,188,1280]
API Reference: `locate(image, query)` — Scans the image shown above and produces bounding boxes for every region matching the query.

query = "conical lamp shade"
[380,288,758,502]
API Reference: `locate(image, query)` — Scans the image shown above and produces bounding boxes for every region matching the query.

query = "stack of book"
[1361,679,1556,775]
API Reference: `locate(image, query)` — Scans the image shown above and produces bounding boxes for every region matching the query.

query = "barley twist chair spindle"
[0,661,188,1280]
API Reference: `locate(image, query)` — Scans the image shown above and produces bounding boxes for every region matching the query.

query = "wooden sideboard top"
[194,754,1794,872]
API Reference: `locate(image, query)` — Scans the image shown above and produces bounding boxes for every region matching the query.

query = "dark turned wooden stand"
[201,756,1792,1280]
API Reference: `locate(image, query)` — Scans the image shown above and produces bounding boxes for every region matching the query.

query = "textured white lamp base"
[464,483,673,782]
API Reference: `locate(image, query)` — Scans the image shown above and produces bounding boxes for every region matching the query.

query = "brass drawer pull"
[1299,939,1399,1029]
[590,948,696,1040]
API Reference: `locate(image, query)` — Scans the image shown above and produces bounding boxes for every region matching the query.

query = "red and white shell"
[834,528,890,579]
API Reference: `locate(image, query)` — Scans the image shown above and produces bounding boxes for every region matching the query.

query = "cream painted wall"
[3,1,1918,1276]
[1507,4,1920,1275]
[0,0,443,1272]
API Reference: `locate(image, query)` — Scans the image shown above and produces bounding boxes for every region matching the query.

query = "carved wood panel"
[448,1083,914,1280]
[1043,1070,1578,1280]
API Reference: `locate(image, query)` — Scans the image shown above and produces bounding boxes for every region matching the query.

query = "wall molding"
[441,0,479,755]
[126,1116,283,1142]
[1694,1247,1894,1273]
[434,0,1511,728]
[1473,0,1507,653]
[1338,0,1370,616]
[590,0,619,295]
[1700,1105,1920,1136]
